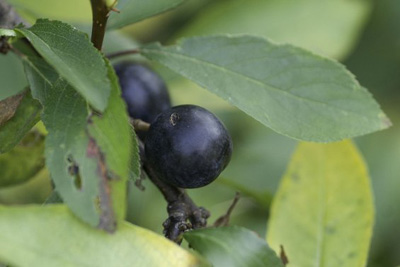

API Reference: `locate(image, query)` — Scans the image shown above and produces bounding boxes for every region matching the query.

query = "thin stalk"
[89,0,110,50]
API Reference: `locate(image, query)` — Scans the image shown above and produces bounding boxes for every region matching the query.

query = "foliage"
[173,0,372,60]
[0,0,398,266]
[0,91,41,153]
[184,226,284,267]
[141,35,389,141]
[16,19,112,111]
[267,141,373,267]
[0,205,205,267]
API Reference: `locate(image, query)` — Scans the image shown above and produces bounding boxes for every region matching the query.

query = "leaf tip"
[379,113,392,129]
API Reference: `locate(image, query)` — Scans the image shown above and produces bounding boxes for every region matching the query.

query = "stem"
[90,0,110,50]
[131,118,150,132]
[138,140,210,244]
[107,49,140,59]
[213,192,240,227]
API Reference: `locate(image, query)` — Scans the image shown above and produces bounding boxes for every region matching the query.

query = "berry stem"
[89,0,110,50]
[131,118,150,132]
[138,140,210,244]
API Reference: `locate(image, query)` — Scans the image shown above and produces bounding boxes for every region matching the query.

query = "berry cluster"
[114,62,233,189]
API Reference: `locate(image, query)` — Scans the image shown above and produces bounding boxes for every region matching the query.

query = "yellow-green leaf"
[0,28,16,37]
[267,140,374,267]
[0,205,206,267]
[0,91,42,153]
[0,132,44,187]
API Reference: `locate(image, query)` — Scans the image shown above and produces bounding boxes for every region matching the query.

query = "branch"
[0,0,27,54]
[89,0,111,50]
[138,140,210,244]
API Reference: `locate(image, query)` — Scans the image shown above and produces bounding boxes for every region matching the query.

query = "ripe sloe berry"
[145,105,233,188]
[114,62,171,124]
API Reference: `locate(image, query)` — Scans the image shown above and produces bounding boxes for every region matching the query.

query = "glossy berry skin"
[145,105,233,188]
[114,62,171,124]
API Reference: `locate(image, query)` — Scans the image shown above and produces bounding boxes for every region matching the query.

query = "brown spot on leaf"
[0,91,24,126]
[87,137,116,233]
[67,155,82,190]
[87,111,103,125]
[280,245,289,266]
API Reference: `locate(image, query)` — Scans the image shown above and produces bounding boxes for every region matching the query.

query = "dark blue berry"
[114,62,171,124]
[145,105,233,188]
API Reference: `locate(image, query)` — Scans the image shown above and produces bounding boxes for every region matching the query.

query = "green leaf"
[0,28,16,37]
[23,51,133,231]
[266,140,374,267]
[101,33,141,181]
[108,0,185,30]
[28,71,102,228]
[0,205,206,267]
[0,53,27,101]
[0,91,42,153]
[173,0,371,60]
[86,61,137,225]
[0,132,44,187]
[16,19,111,111]
[184,226,283,267]
[141,35,390,142]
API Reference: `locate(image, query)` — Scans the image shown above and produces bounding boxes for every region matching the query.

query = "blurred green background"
[0,0,399,266]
